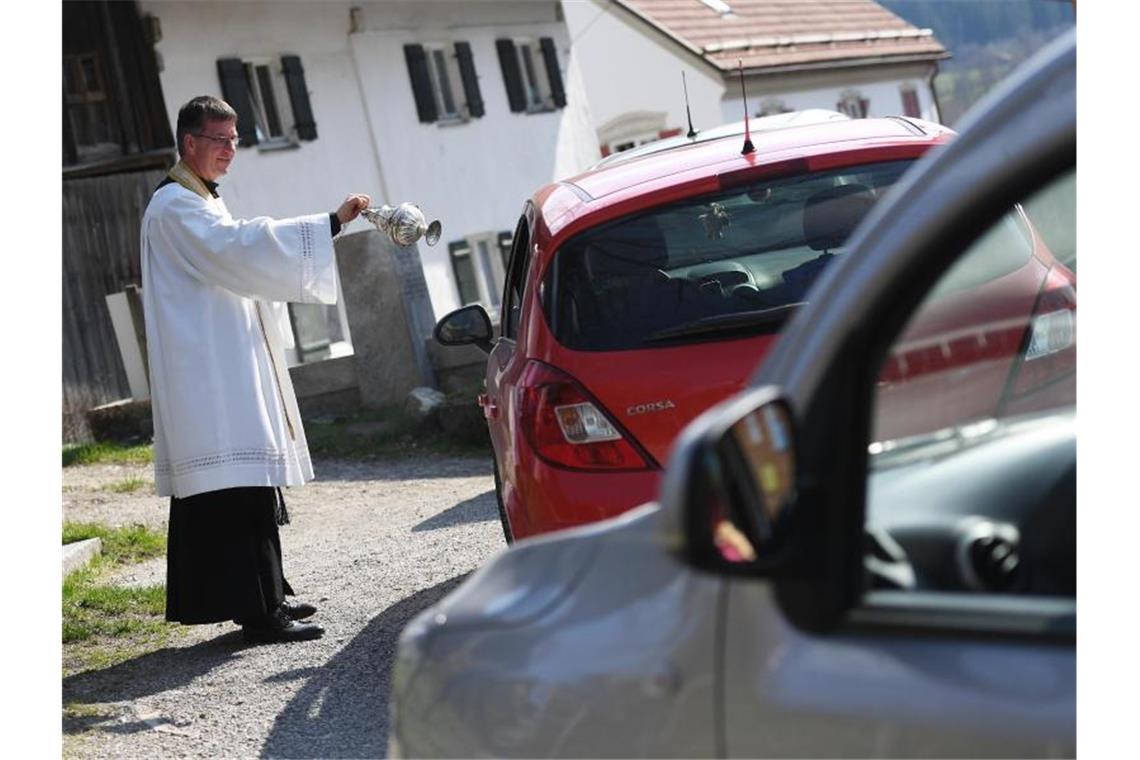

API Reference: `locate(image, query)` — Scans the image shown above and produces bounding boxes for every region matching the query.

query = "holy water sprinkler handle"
[361,202,442,247]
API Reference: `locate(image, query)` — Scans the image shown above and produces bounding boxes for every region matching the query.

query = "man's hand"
[336,194,371,225]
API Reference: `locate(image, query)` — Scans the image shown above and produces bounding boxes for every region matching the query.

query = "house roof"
[616,0,948,74]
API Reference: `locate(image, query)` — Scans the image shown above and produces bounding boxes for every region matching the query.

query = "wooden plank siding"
[62,168,167,441]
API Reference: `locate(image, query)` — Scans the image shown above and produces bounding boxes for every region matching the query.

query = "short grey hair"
[175,96,238,156]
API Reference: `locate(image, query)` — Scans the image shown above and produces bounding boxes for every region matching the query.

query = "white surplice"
[140,180,337,498]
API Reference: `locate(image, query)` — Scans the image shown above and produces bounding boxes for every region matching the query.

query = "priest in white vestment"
[141,95,369,644]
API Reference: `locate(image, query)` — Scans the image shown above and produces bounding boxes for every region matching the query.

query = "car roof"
[589,109,852,170]
[535,115,953,238]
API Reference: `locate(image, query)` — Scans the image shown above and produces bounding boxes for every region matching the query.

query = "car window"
[871,170,1076,447]
[502,215,531,339]
[542,160,915,351]
[865,169,1075,599]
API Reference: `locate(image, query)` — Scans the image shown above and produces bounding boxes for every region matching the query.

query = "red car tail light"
[1009,265,1076,398]
[517,360,653,471]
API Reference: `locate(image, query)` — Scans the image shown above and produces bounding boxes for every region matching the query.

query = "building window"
[598,111,677,157]
[404,42,484,124]
[283,269,353,366]
[449,233,508,314]
[426,45,461,120]
[496,37,566,114]
[757,98,793,117]
[837,90,870,119]
[604,130,663,156]
[217,55,317,148]
[900,84,922,118]
[64,52,118,160]
[244,59,290,145]
[517,40,551,112]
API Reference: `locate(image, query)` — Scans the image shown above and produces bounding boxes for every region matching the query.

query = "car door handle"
[478,393,499,420]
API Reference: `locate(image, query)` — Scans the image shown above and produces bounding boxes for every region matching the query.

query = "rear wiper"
[643,303,804,343]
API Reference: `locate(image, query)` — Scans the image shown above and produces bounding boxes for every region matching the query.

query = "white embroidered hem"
[155,447,314,499]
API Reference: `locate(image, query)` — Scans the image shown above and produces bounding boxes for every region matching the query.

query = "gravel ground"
[62,454,503,759]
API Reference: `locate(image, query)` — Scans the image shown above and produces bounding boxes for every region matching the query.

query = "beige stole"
[166,160,214,200]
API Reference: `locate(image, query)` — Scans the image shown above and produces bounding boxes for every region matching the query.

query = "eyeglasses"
[193,133,240,148]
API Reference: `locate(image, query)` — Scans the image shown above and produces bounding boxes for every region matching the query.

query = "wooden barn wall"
[62,168,165,442]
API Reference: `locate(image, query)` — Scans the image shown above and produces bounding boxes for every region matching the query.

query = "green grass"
[63,522,166,564]
[101,477,149,494]
[62,522,174,664]
[62,562,168,644]
[63,441,153,467]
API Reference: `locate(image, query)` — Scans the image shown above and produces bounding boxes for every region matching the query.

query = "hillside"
[880,0,1075,125]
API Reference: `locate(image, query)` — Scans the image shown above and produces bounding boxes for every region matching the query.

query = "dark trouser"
[165,486,294,625]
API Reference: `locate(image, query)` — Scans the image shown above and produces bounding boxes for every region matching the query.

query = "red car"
[435,114,1074,542]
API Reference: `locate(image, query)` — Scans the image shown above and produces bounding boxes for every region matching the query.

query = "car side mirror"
[659,386,798,575]
[433,305,494,354]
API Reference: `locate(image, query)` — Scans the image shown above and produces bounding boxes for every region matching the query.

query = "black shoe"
[242,608,324,644]
[281,600,317,620]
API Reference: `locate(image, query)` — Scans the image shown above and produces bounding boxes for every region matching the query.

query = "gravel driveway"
[62,454,502,759]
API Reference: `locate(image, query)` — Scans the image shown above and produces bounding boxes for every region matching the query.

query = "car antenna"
[738,59,755,155]
[682,70,698,138]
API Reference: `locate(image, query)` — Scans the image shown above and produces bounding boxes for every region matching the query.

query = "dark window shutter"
[403,44,438,123]
[496,39,526,113]
[454,41,484,118]
[449,240,479,305]
[216,58,259,147]
[63,92,78,165]
[282,55,317,141]
[497,230,513,270]
[539,38,566,108]
[901,87,921,118]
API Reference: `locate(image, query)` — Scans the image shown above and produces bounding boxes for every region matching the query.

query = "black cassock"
[165,486,295,624]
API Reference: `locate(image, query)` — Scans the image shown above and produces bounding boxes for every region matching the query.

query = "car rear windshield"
[543,160,916,351]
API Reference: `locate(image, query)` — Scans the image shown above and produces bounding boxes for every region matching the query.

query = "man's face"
[183,118,238,181]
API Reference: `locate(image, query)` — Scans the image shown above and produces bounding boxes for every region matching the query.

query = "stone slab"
[63,537,102,575]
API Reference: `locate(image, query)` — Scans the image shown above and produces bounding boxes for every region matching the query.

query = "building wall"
[563,0,941,144]
[140,1,386,221]
[349,1,600,318]
[723,63,941,124]
[140,0,599,320]
[561,0,725,147]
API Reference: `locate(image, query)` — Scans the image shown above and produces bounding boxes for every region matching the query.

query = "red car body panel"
[481,117,1067,541]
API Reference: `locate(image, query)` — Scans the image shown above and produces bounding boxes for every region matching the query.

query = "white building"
[562,0,948,157]
[140,0,600,362]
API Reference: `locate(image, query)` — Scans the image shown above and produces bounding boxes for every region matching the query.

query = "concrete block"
[290,354,359,398]
[296,387,363,418]
[87,398,153,443]
[436,398,490,447]
[63,537,102,575]
[336,230,433,409]
[406,387,446,419]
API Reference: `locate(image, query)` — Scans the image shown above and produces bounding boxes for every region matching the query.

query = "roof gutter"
[702,27,938,55]
[927,61,945,124]
[729,52,952,78]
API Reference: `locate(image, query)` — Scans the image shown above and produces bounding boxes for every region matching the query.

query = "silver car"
[389,30,1076,759]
